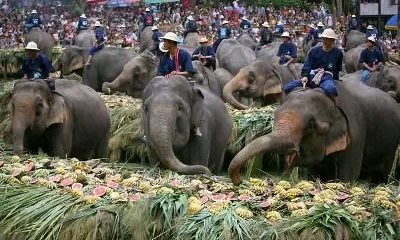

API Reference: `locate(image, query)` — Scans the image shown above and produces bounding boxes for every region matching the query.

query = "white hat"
[159,32,179,42]
[262,22,270,27]
[25,41,40,51]
[351,15,356,18]
[320,28,338,39]
[222,20,229,24]
[277,21,282,25]
[309,23,315,28]
[242,16,248,21]
[94,21,101,27]
[31,10,37,14]
[367,25,374,30]
[317,22,324,27]
[159,42,168,52]
[187,15,194,21]
[80,14,86,18]
[145,8,150,12]
[281,32,290,38]
[199,37,208,43]
[151,26,158,31]
[367,36,376,43]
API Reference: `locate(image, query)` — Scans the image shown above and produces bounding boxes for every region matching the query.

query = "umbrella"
[385,14,398,31]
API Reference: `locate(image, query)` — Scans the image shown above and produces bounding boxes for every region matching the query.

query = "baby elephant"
[12,79,110,160]
[142,76,233,175]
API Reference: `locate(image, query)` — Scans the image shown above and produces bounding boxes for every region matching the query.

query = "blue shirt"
[275,25,284,35]
[366,29,378,39]
[157,48,195,76]
[95,27,105,41]
[78,17,89,30]
[186,20,197,31]
[21,54,54,79]
[302,46,343,80]
[359,48,384,67]
[192,46,215,59]
[152,31,163,43]
[240,20,251,30]
[218,26,231,39]
[348,18,358,30]
[27,14,41,27]
[277,42,297,58]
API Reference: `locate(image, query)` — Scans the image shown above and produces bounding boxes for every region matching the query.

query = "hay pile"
[0,153,399,240]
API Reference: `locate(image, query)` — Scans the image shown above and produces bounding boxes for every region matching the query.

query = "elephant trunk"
[12,110,32,156]
[223,76,249,110]
[52,57,61,72]
[228,111,303,185]
[102,71,130,94]
[148,107,211,175]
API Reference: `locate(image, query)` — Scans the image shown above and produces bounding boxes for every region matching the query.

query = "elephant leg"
[45,125,71,159]
[334,147,363,182]
[93,136,109,159]
[146,146,159,167]
[208,139,227,175]
[185,123,211,169]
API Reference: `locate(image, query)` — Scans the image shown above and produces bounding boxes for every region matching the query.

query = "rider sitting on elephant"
[156,32,201,137]
[213,20,231,51]
[359,36,384,85]
[305,23,316,44]
[257,22,273,50]
[85,21,105,66]
[21,41,55,90]
[192,37,216,70]
[77,14,89,33]
[284,29,343,104]
[141,8,154,33]
[274,21,285,38]
[348,15,359,32]
[183,15,198,38]
[312,22,325,47]
[25,10,42,31]
[150,26,163,55]
[275,32,297,67]
[366,25,382,51]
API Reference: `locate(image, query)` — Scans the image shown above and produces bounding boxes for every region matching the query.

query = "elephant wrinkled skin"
[74,29,96,63]
[24,28,55,60]
[183,32,200,48]
[142,76,233,175]
[237,30,258,50]
[12,79,110,160]
[192,60,222,98]
[138,26,154,53]
[229,78,400,185]
[345,30,366,51]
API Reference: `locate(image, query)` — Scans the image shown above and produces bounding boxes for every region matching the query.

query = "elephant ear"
[190,88,205,129]
[263,68,283,96]
[325,108,351,155]
[47,92,67,128]
[69,50,84,72]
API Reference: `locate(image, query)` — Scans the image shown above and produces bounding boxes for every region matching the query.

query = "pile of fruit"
[0,153,399,240]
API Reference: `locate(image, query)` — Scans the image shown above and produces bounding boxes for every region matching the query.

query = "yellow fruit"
[208,200,231,214]
[380,200,396,209]
[139,182,151,191]
[291,209,307,217]
[188,196,201,205]
[20,176,32,184]
[266,211,282,222]
[157,187,174,195]
[295,181,314,191]
[251,185,266,195]
[121,178,137,187]
[110,192,121,200]
[287,202,307,211]
[346,205,366,215]
[277,181,291,189]
[188,203,202,215]
[235,207,253,219]
[375,190,390,198]
[274,185,286,195]
[396,201,400,208]
[350,187,364,196]
[84,195,101,204]
[55,167,68,175]
[11,155,21,163]
[72,162,85,171]
[284,188,304,199]
[372,196,389,205]
[45,181,57,189]
[71,189,83,197]
[249,178,265,186]
[324,183,345,190]
[238,189,255,196]
[33,169,50,178]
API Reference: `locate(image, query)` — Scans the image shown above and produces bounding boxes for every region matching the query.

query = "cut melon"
[260,199,272,208]
[49,175,61,182]
[107,181,118,189]
[237,195,251,201]
[93,186,107,197]
[25,162,34,172]
[72,183,83,190]
[211,194,226,201]
[129,194,141,201]
[11,169,22,177]
[60,178,73,186]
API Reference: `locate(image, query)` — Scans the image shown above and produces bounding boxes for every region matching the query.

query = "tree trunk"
[336,0,343,17]
[397,3,400,51]
[332,0,337,29]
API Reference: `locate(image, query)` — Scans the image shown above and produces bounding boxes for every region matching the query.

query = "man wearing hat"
[275,32,297,67]
[274,21,285,38]
[192,37,216,70]
[141,8,154,34]
[183,15,198,38]
[257,22,273,50]
[85,21,105,66]
[150,26,163,55]
[312,22,325,47]
[21,41,55,90]
[77,14,89,33]
[284,29,343,104]
[348,15,359,31]
[26,9,42,31]
[239,16,251,31]
[359,36,384,84]
[213,20,231,52]
[366,25,378,40]
[305,23,316,45]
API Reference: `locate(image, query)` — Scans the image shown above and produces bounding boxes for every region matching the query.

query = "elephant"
[344,42,389,73]
[228,76,400,186]
[223,60,303,109]
[24,27,55,60]
[345,30,366,51]
[142,75,233,175]
[74,29,96,64]
[53,46,86,77]
[216,39,256,76]
[302,41,323,56]
[138,26,154,53]
[236,29,258,50]
[101,51,158,98]
[183,32,199,48]
[83,47,138,91]
[192,60,222,98]
[255,40,281,60]
[11,79,110,160]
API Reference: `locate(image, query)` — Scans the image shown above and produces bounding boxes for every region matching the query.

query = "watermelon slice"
[93,186,107,197]
[200,196,209,204]
[49,175,61,182]
[60,178,73,186]
[238,195,251,201]
[25,162,34,172]
[11,169,22,177]
[72,183,83,190]
[211,194,226,201]
[129,193,141,201]
[336,192,350,201]
[260,199,272,208]
[30,178,38,184]
[170,179,181,186]
[107,181,118,189]
[226,192,234,200]
[309,190,319,196]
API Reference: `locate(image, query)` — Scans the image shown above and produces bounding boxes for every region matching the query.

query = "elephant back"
[24,28,55,60]
[75,30,96,48]
[237,30,257,50]
[346,30,366,51]
[183,32,199,48]
[139,26,154,53]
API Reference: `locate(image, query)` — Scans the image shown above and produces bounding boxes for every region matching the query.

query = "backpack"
[188,20,196,30]
[146,15,153,25]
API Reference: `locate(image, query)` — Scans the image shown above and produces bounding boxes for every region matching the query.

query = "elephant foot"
[106,87,111,95]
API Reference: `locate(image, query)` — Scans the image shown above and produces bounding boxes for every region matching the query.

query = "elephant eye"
[177,103,185,112]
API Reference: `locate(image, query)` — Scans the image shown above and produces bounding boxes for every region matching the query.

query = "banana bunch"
[84,195,101,205]
[55,167,68,175]
[287,201,307,211]
[313,189,337,204]
[295,181,314,191]
[32,169,50,178]
[70,188,84,197]
[10,155,21,163]
[265,211,282,222]
[283,188,304,199]
[324,183,345,190]
[371,190,396,209]
[249,178,265,186]
[208,200,231,215]
[291,209,308,217]
[346,204,366,215]
[157,187,174,195]
[139,181,152,191]
[274,185,286,195]
[251,185,266,195]
[20,176,32,184]
[350,187,364,196]
[121,177,138,187]
[277,180,291,189]
[235,207,253,219]
[238,189,255,197]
